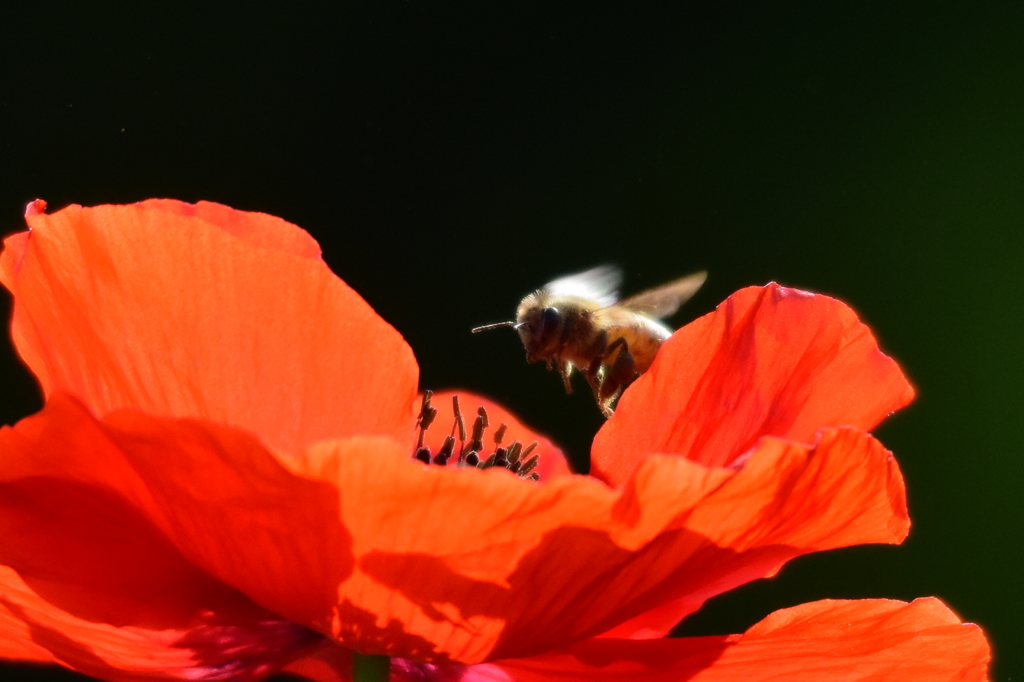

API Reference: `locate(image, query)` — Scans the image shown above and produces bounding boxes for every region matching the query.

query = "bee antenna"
[471,321,517,333]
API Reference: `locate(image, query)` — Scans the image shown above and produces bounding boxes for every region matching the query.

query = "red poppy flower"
[0,200,988,681]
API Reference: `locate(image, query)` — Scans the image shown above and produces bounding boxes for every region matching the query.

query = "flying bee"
[472,265,707,417]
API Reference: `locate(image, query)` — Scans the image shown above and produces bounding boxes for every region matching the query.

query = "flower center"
[412,391,542,480]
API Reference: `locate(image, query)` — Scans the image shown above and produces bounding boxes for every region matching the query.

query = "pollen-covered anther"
[411,392,541,480]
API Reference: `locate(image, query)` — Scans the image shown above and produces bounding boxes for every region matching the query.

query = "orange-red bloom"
[0,200,989,681]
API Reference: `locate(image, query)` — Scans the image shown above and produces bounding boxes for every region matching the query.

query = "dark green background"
[1,4,1020,680]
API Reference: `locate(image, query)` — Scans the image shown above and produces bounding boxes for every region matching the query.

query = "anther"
[417,391,437,430]
[507,441,523,466]
[452,395,467,442]
[469,411,486,452]
[415,391,437,453]
[471,417,484,444]
[437,435,456,464]
[493,423,507,445]
[519,454,540,477]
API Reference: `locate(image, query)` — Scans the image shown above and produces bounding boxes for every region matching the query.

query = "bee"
[472,265,707,417]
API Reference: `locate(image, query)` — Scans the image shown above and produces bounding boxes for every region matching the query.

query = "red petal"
[0,581,58,664]
[0,565,321,682]
[0,393,355,639]
[0,200,418,455]
[423,391,573,480]
[298,424,905,661]
[0,397,326,680]
[592,284,915,486]
[596,427,908,640]
[138,199,324,259]
[490,598,988,681]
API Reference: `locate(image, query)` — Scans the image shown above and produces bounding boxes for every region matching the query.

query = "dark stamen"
[436,435,456,465]
[453,395,467,442]
[415,391,437,453]
[507,441,523,465]
[411,392,541,480]
[469,409,486,453]
[519,454,540,477]
[417,391,437,430]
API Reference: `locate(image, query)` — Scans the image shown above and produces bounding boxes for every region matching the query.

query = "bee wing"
[618,270,707,319]
[543,264,623,307]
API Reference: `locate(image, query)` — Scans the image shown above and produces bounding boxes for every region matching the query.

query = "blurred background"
[1,3,1020,680]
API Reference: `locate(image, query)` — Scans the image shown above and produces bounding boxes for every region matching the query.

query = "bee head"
[515,293,562,361]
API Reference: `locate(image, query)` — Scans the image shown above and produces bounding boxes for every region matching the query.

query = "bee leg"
[592,369,621,418]
[597,385,622,418]
[560,361,575,394]
[597,338,637,416]
[591,366,620,418]
[583,357,604,403]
